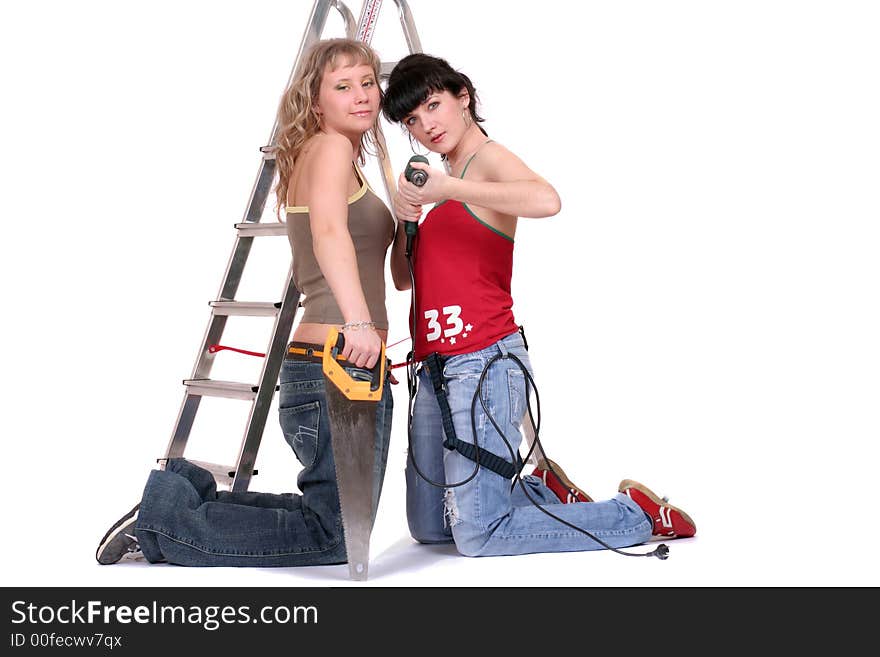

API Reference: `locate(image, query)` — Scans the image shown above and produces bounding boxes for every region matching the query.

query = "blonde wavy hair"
[273,38,386,219]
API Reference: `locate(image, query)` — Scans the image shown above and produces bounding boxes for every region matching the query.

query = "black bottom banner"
[0,586,870,650]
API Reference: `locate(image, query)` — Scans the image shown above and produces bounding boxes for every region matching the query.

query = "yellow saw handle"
[322,327,386,401]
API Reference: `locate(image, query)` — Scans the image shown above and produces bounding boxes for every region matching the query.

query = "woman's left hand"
[397,162,449,205]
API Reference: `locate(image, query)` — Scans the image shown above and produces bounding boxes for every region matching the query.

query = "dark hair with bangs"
[383,53,487,134]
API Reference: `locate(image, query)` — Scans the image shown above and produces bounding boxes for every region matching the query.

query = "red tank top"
[412,199,517,360]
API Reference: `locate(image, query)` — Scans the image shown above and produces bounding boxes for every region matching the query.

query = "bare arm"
[400,143,561,218]
[302,134,381,367]
[389,218,412,291]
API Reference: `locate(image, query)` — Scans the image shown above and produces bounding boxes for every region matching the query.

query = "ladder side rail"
[392,0,423,54]
[163,224,249,461]
[163,305,231,458]
[230,268,302,491]
[165,396,201,459]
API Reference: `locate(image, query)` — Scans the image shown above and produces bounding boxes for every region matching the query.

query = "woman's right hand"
[341,325,383,369]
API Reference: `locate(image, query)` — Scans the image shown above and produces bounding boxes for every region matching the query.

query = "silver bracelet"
[340,320,376,331]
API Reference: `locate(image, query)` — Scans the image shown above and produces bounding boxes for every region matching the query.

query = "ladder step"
[183,379,259,400]
[186,460,258,486]
[235,222,287,237]
[210,300,281,317]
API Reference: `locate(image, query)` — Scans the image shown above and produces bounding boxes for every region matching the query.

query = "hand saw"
[322,327,386,581]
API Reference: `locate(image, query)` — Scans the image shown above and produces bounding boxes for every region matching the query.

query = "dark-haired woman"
[385,54,695,557]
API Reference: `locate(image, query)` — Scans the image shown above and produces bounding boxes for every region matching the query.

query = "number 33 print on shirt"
[423,305,475,346]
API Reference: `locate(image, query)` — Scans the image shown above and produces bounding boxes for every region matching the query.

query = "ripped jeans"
[136,359,393,566]
[405,330,651,557]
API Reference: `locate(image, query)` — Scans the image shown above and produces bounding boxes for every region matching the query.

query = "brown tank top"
[285,166,394,329]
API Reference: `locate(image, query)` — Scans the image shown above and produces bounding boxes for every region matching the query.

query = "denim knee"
[436,487,494,557]
[450,523,492,557]
[405,468,453,544]
[409,522,454,545]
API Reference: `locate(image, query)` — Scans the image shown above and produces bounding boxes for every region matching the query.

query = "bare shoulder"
[473,141,536,182]
[304,132,354,167]
[290,135,356,209]
[301,134,354,189]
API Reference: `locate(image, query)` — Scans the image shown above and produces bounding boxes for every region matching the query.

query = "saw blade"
[323,379,377,581]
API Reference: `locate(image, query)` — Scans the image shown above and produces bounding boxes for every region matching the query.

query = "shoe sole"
[95,507,139,565]
[618,478,696,537]
[537,458,594,503]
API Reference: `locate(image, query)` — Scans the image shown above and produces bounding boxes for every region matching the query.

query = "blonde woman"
[96,39,408,567]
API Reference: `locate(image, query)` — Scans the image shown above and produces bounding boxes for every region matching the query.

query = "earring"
[462,109,472,128]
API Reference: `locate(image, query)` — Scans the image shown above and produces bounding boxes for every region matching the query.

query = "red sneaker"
[532,458,593,503]
[618,479,696,538]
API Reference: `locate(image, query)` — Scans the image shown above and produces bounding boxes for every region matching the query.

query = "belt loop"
[497,339,509,359]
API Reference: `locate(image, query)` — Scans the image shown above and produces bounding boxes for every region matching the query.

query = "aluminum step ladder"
[159,0,424,492]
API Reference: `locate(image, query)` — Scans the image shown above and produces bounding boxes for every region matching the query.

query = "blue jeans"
[135,359,393,566]
[405,331,652,556]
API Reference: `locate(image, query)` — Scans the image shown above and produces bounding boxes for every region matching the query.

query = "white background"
[2,0,878,587]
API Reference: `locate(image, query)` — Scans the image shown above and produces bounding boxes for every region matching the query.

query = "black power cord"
[471,353,669,560]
